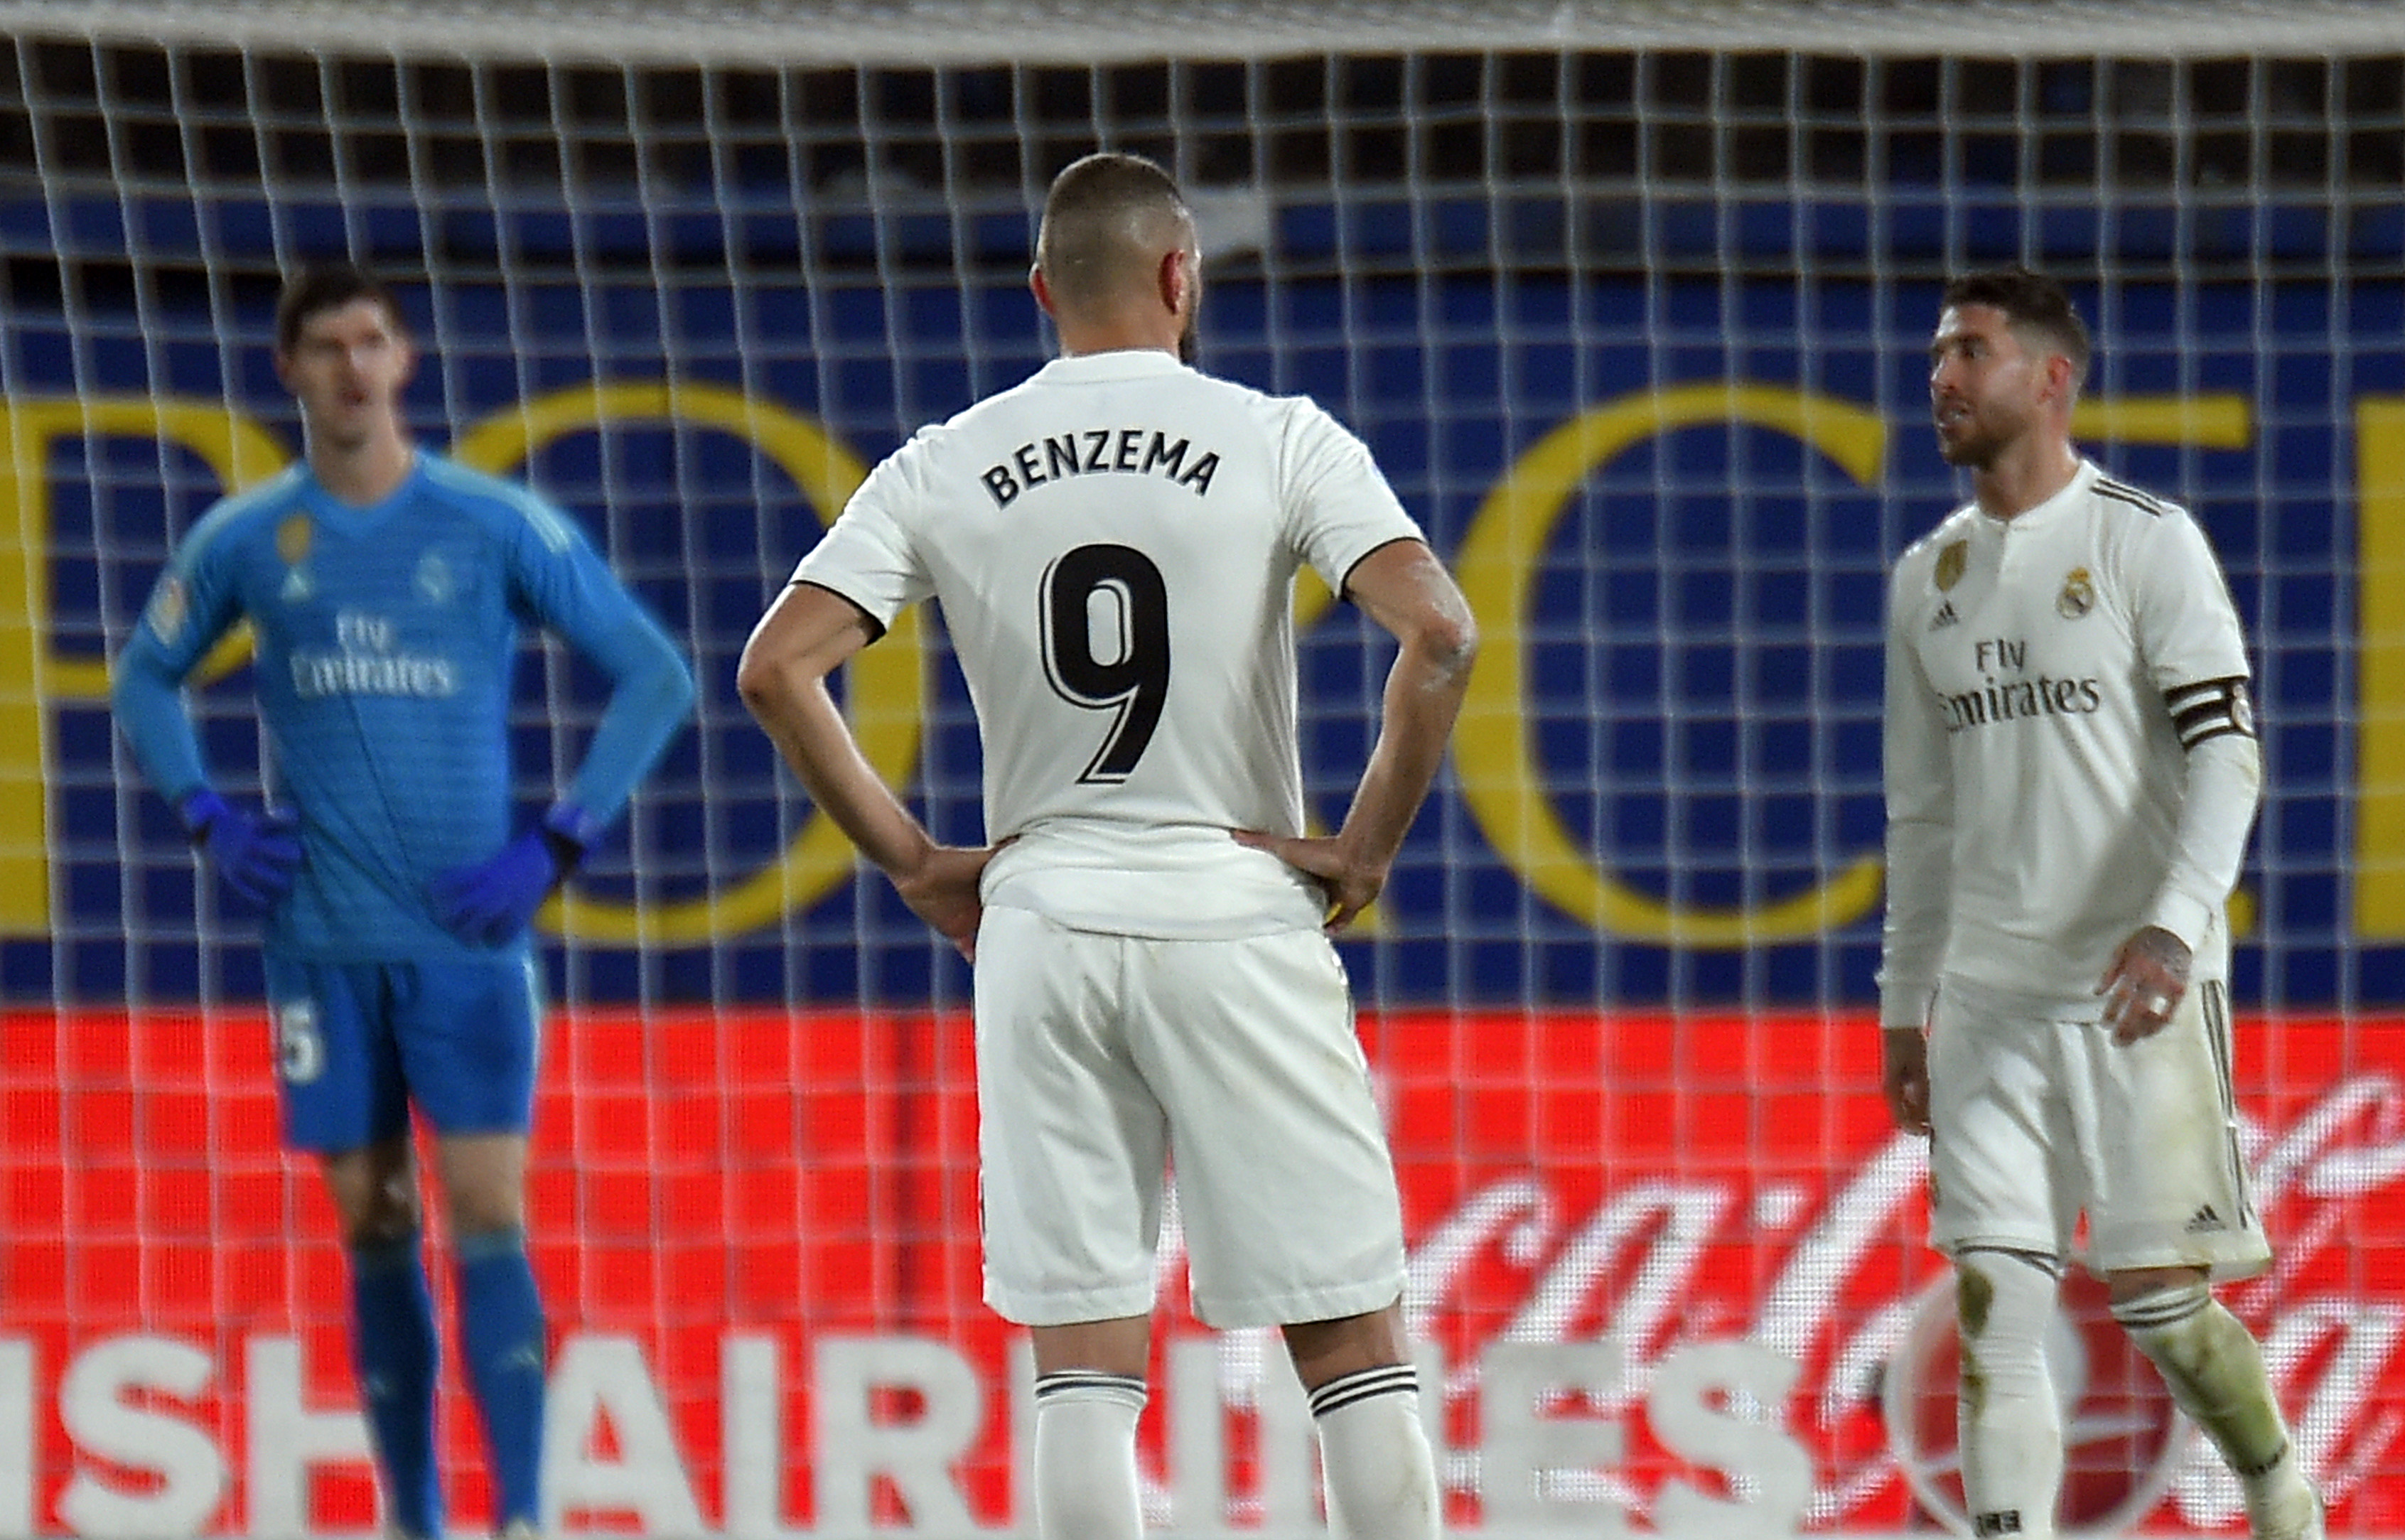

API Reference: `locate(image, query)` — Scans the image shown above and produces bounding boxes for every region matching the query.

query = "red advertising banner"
[4,1008,2400,1536]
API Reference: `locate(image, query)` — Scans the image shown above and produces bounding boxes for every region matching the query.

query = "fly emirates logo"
[1938,635,2103,734]
[288,609,458,701]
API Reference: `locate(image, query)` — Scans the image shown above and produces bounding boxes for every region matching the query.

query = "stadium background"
[3,7,2403,1536]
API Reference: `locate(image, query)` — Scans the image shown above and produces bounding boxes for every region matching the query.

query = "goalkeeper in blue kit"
[110,264,695,1540]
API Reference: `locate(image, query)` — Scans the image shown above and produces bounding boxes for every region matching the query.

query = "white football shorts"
[1925,974,2271,1278]
[972,903,1409,1329]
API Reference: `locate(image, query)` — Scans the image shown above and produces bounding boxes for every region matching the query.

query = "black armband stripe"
[2163,675,2255,748]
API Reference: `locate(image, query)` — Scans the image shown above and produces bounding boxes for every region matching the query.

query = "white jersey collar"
[1034,348,1190,384]
[1979,456,2098,534]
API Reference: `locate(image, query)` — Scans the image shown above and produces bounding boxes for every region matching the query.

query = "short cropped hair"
[275,262,406,356]
[1942,266,2092,388]
[1035,152,1193,316]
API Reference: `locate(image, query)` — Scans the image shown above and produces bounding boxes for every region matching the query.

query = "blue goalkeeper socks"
[455,1227,548,1530]
[348,1231,444,1539]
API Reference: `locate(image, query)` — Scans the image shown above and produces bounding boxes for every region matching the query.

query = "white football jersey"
[794,348,1424,939]
[1879,459,2256,1023]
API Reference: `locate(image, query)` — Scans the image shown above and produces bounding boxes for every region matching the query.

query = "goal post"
[1,4,2401,1536]
[8,0,2405,60]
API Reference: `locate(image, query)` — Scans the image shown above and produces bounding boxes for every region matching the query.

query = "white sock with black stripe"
[1308,1364,1440,1540]
[2113,1283,2318,1539]
[1033,1370,1147,1540]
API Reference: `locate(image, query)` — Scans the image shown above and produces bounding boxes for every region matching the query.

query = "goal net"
[1,3,2400,1536]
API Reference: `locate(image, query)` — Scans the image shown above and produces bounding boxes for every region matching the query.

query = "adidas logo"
[2186,1203,2225,1233]
[1929,600,1959,630]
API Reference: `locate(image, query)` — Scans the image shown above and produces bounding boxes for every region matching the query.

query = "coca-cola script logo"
[1882,1270,2188,1536]
[1362,1013,2405,1533]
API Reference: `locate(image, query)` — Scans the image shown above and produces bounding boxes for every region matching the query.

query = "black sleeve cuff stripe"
[2165,676,2256,748]
[795,578,886,644]
[1334,534,1423,603]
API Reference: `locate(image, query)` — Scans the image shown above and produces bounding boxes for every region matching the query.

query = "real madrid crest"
[2057,566,2096,620]
[145,574,188,643]
[1935,539,1967,592]
[416,550,453,604]
[275,515,313,565]
[276,514,314,603]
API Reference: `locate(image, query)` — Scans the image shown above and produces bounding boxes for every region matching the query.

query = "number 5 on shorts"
[275,998,325,1084]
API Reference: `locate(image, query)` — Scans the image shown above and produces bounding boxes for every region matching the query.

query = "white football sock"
[1308,1364,1441,1540]
[1033,1370,1147,1540]
[2114,1283,2318,1538]
[1956,1249,2065,1540]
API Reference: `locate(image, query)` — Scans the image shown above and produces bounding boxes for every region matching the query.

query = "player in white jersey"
[1879,268,2320,1540]
[737,152,1473,1540]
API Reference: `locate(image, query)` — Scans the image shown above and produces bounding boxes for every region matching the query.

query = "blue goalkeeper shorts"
[262,953,544,1153]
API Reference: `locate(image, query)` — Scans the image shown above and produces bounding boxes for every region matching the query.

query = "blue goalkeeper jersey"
[112,450,695,962]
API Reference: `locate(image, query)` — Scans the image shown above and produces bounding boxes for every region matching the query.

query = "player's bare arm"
[1237,538,1476,932]
[1881,1025,1932,1135]
[736,579,997,959]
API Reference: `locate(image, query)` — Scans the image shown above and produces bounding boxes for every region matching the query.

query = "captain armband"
[2163,676,2256,750]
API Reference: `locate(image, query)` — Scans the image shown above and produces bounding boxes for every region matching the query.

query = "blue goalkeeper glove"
[427,805,596,947]
[178,788,302,910]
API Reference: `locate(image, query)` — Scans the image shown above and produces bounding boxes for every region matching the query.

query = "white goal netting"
[1,4,2400,1537]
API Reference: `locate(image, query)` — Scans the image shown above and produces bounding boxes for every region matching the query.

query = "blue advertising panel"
[4,216,2395,1010]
